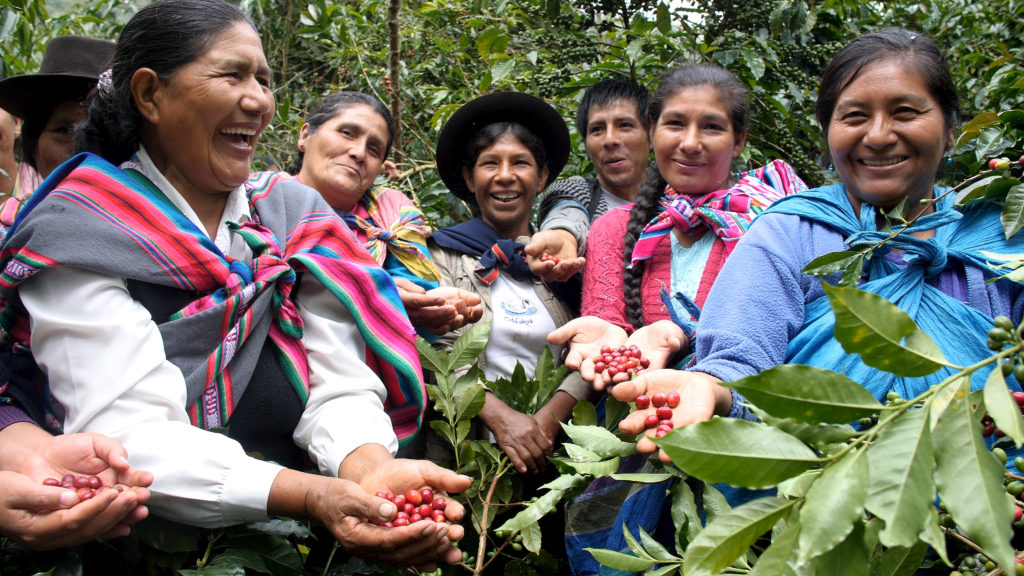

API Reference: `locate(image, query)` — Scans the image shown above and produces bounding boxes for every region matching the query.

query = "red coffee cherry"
[44,474,109,505]
[635,395,651,410]
[666,391,680,408]
[656,406,673,420]
[651,393,667,408]
[432,497,447,511]
[644,414,660,429]
[420,488,434,504]
[406,489,423,506]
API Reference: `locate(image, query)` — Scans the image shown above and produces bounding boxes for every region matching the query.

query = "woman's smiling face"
[827,58,951,213]
[463,129,547,240]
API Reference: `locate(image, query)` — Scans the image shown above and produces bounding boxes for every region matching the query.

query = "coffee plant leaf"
[455,419,471,446]
[416,337,447,375]
[864,407,935,549]
[928,375,970,430]
[622,525,657,561]
[777,469,819,499]
[495,482,571,535]
[561,421,637,458]
[208,549,269,573]
[956,174,1001,204]
[728,365,883,424]
[448,322,490,372]
[610,472,675,483]
[870,541,928,576]
[540,472,586,491]
[933,378,1016,572]
[1001,183,1024,239]
[755,410,858,451]
[671,477,702,554]
[564,442,601,462]
[521,521,542,554]
[645,565,681,576]
[637,525,679,562]
[797,448,868,562]
[838,254,866,289]
[428,420,457,447]
[956,111,1001,149]
[604,395,630,431]
[455,383,486,422]
[983,366,1024,447]
[808,520,869,576]
[802,249,870,277]
[562,456,621,477]
[572,399,598,426]
[584,548,656,572]
[916,508,950,567]
[748,520,799,576]
[221,534,302,576]
[982,177,1024,203]
[824,283,946,377]
[703,482,731,528]
[178,565,245,576]
[132,515,203,553]
[683,497,797,576]
[654,418,820,488]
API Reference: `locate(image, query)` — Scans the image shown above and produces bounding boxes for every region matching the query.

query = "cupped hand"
[479,398,553,474]
[611,369,728,463]
[595,321,689,389]
[428,286,483,328]
[351,459,473,566]
[394,279,483,335]
[547,316,627,385]
[524,229,586,282]
[3,431,153,549]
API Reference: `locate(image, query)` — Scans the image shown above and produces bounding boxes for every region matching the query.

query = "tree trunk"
[388,0,403,164]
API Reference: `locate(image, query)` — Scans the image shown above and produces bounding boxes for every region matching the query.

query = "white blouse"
[20,148,397,527]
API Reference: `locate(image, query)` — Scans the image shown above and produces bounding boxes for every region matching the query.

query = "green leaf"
[984,366,1024,447]
[838,254,866,288]
[456,383,486,422]
[928,375,968,430]
[455,418,471,446]
[655,2,670,34]
[871,541,928,576]
[209,548,268,573]
[585,548,656,572]
[802,249,870,277]
[655,418,819,488]
[777,469,819,499]
[810,520,869,576]
[448,322,490,372]
[683,497,796,576]
[756,410,858,451]
[916,508,949,567]
[219,534,302,576]
[496,486,570,535]
[864,407,936,549]
[610,473,675,483]
[748,522,799,576]
[933,378,1015,572]
[572,399,598,426]
[490,58,515,83]
[824,283,945,377]
[702,483,731,525]
[133,516,203,553]
[638,525,679,562]
[671,478,702,554]
[1002,184,1024,239]
[475,28,508,56]
[178,566,245,576]
[728,365,883,424]
[956,174,1001,204]
[521,521,542,554]
[623,525,657,561]
[797,448,868,562]
[562,422,637,458]
[416,337,447,375]
[604,396,630,431]
[564,456,621,477]
[429,419,456,447]
[625,38,644,62]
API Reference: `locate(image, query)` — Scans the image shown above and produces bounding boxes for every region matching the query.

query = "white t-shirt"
[483,273,557,381]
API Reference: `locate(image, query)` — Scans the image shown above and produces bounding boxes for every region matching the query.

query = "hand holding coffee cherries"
[611,369,731,463]
[0,428,153,550]
[547,316,628,374]
[353,458,472,568]
[523,229,586,283]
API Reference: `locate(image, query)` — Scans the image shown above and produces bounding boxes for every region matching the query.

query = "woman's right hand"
[610,369,731,462]
[478,394,552,474]
[547,316,628,383]
[593,320,689,389]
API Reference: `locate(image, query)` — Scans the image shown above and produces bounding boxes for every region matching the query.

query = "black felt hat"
[0,35,116,119]
[435,91,570,203]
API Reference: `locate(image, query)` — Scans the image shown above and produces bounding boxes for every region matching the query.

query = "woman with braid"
[552,63,806,575]
[549,63,806,388]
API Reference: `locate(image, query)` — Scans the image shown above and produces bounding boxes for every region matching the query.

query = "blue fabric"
[431,218,534,281]
[767,184,1024,400]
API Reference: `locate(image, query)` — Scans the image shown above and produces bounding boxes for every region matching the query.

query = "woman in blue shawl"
[611,28,1024,460]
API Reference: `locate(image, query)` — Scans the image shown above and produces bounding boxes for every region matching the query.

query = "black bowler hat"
[435,91,570,203]
[0,35,116,119]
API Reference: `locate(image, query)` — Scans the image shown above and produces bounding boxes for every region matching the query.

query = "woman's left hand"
[524,230,586,282]
[594,320,689,389]
[394,279,482,335]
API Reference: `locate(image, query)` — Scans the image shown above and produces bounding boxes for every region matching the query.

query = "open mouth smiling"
[859,157,907,167]
[222,127,257,148]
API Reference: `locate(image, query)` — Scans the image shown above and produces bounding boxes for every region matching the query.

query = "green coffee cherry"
[1004,360,1015,377]
[993,447,1008,464]
[1014,364,1024,383]
[1015,456,1024,471]
[989,327,1012,342]
[1006,480,1024,497]
[885,391,901,403]
[995,316,1015,332]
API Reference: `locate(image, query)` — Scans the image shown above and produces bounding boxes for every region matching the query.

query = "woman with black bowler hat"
[0,35,115,232]
[428,92,593,475]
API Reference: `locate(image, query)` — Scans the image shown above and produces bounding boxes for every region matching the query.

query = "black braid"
[622,167,665,330]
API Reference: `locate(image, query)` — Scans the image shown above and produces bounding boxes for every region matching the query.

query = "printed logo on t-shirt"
[500,298,538,316]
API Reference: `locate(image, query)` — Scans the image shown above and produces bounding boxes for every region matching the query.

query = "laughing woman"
[0,0,468,568]
[428,92,591,475]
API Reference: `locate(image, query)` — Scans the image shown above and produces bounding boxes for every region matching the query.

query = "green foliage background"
[2,0,1021,228]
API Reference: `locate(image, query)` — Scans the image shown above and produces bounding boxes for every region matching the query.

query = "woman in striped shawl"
[0,0,469,567]
[293,91,482,340]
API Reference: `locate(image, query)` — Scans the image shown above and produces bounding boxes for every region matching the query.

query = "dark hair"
[816,28,958,159]
[19,85,93,171]
[76,0,255,164]
[290,91,394,174]
[621,63,748,330]
[576,77,651,135]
